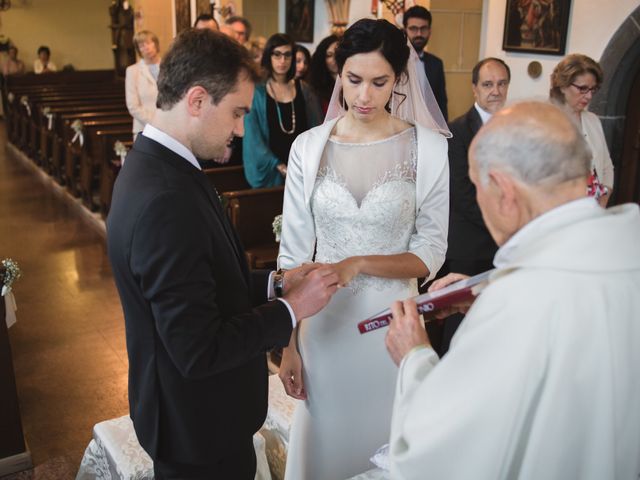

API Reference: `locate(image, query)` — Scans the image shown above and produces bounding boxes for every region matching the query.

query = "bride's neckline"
[328,126,414,147]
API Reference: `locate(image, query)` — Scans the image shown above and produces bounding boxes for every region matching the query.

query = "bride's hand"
[329,257,362,287]
[279,346,307,400]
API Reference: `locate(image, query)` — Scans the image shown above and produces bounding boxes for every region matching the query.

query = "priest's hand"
[427,273,473,319]
[385,299,430,366]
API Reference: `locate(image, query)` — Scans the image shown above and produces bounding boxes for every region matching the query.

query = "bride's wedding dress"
[283,128,426,479]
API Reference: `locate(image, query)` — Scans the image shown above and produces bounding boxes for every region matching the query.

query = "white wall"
[480,0,639,101]
[278,0,375,51]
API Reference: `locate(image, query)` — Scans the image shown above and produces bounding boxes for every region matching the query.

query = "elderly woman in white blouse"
[550,54,614,207]
[125,30,161,139]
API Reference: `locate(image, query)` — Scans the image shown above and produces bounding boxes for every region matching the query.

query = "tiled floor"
[1,123,129,477]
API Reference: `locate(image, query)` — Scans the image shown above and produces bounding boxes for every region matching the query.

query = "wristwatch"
[273,269,286,298]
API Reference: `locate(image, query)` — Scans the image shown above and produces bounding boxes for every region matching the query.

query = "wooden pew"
[79,127,132,210]
[28,95,125,159]
[64,120,131,196]
[42,109,129,174]
[10,87,123,149]
[4,74,123,153]
[99,140,132,218]
[222,187,284,270]
[50,108,129,180]
[203,165,251,193]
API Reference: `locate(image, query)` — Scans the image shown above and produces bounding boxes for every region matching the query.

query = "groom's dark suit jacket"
[107,135,292,465]
[447,106,498,265]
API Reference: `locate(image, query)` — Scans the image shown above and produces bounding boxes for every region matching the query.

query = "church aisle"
[1,121,129,474]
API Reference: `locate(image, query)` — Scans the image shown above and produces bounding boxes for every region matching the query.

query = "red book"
[357,269,494,334]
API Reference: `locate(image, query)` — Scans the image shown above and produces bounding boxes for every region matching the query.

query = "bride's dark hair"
[335,19,409,78]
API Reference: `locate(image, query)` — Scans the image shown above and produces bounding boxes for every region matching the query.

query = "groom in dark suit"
[431,57,511,355]
[403,6,448,121]
[107,29,338,479]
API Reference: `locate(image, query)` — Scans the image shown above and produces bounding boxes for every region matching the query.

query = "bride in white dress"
[277,19,450,479]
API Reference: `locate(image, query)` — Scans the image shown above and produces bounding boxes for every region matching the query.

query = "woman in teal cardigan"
[243,34,322,188]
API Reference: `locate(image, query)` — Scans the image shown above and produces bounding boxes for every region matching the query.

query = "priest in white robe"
[385,101,640,480]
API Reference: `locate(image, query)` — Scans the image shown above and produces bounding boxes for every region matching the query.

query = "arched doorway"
[590,5,640,205]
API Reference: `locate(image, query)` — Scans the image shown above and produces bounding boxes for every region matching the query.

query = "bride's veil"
[324,39,452,138]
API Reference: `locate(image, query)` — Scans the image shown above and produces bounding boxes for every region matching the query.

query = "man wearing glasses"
[403,6,448,120]
[428,57,511,356]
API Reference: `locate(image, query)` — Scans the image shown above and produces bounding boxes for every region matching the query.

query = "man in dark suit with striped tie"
[430,57,511,356]
[403,6,448,121]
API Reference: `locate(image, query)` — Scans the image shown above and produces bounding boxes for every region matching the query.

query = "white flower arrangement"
[1,258,22,297]
[272,214,283,242]
[20,95,31,116]
[113,140,129,164]
[42,107,54,130]
[71,119,84,146]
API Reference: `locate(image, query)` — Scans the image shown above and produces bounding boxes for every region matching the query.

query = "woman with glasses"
[550,54,614,206]
[243,33,322,188]
[308,34,340,114]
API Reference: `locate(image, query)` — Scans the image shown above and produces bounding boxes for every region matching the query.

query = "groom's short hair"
[156,29,260,110]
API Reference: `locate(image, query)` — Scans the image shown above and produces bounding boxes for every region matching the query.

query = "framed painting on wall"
[502,0,572,55]
[286,0,315,43]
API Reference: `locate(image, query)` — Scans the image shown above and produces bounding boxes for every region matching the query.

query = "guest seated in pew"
[384,101,640,480]
[107,29,338,480]
[33,45,57,73]
[243,33,321,188]
[2,46,25,76]
[125,30,160,140]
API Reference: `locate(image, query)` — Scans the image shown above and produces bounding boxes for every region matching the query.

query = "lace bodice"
[311,128,417,293]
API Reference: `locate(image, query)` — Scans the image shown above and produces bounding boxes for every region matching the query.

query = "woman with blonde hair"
[126,30,161,139]
[550,53,614,206]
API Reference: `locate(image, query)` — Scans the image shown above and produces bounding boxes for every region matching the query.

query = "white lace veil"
[324,40,452,138]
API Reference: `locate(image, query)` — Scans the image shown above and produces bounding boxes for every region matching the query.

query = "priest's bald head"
[468,101,592,246]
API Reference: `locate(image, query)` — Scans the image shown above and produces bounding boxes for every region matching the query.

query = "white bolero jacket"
[581,110,614,189]
[277,117,450,282]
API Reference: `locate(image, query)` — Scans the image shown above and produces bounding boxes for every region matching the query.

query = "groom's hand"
[283,266,339,320]
[282,263,322,294]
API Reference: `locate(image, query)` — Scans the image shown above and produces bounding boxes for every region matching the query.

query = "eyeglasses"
[271,51,293,59]
[571,83,599,95]
[479,80,509,90]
